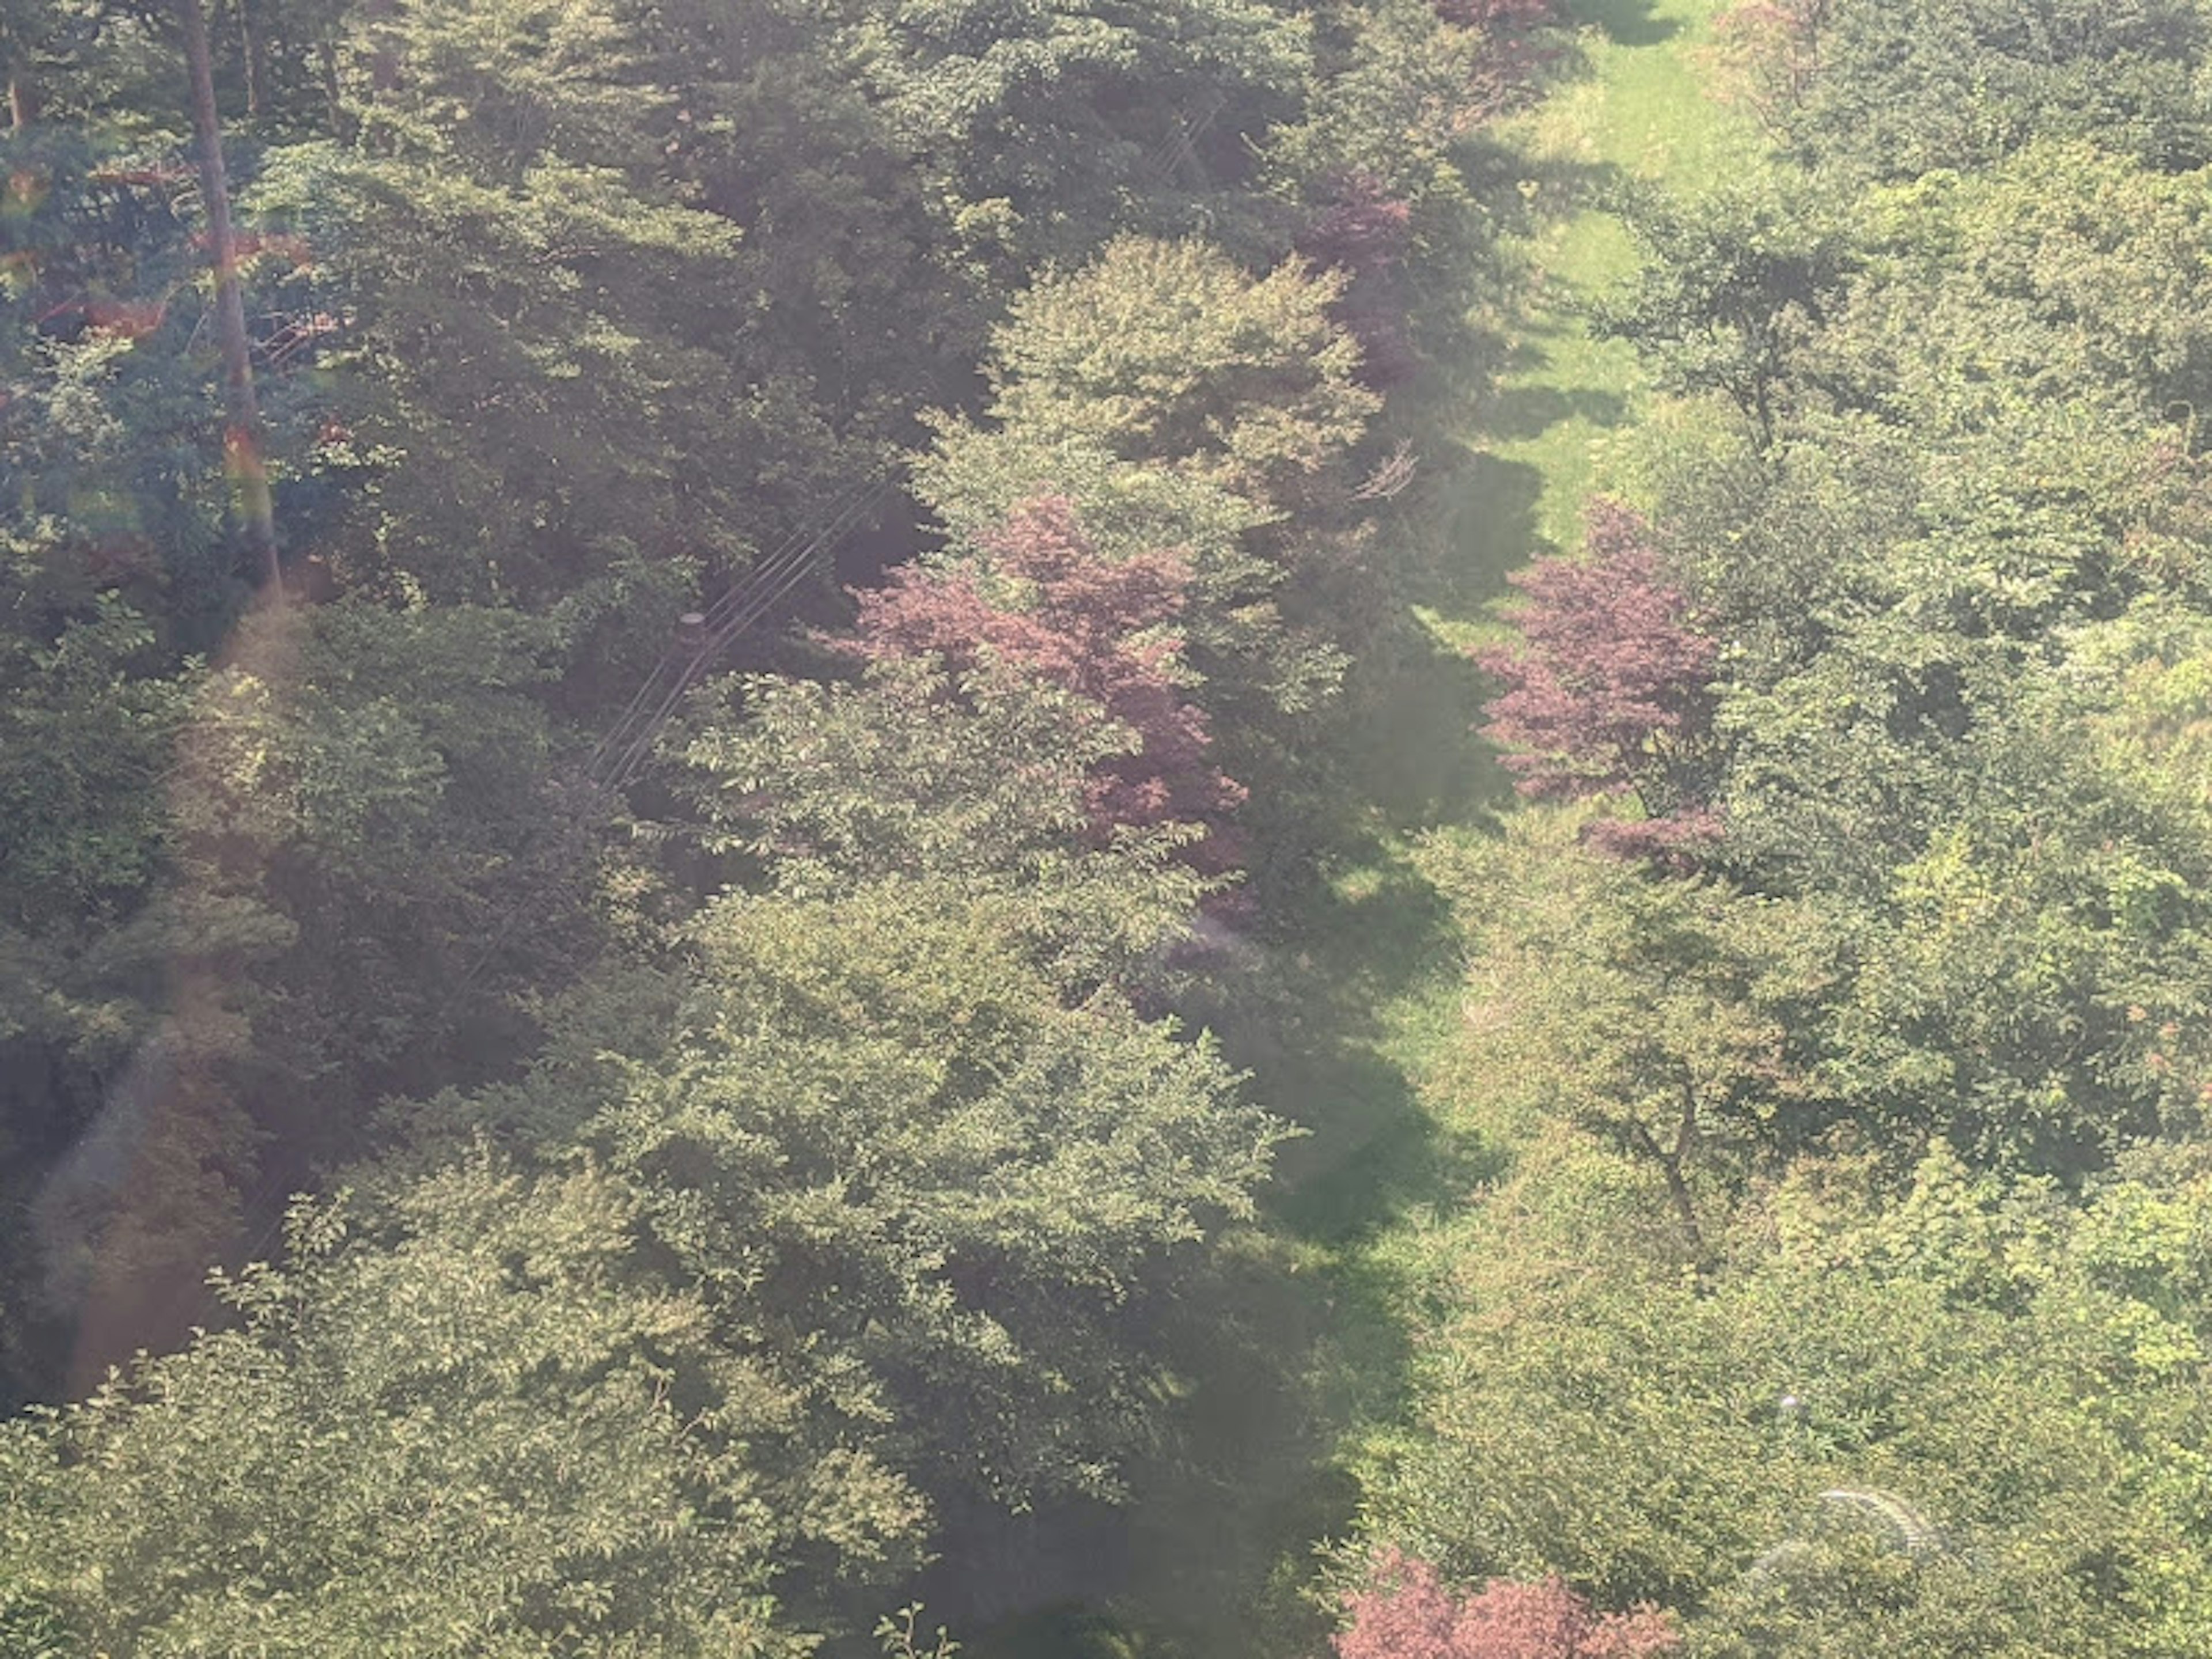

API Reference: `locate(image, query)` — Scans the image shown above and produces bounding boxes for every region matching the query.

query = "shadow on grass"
[1336,610,1509,831]
[1573,0,1682,47]
[1215,840,1507,1245]
[1433,448,1556,607]
[976,885,1510,1659]
[1486,380,1631,442]
[940,1252,1371,1659]
[1458,129,1634,229]
[967,1605,1157,1659]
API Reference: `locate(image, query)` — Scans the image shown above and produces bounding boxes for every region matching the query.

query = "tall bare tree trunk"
[317,37,346,136]
[3,12,38,129]
[237,0,270,117]
[177,0,280,592]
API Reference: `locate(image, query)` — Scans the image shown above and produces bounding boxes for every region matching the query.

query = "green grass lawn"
[1249,0,1762,1625]
[1315,0,1760,1232]
[1440,0,1762,632]
[1367,0,1761,1130]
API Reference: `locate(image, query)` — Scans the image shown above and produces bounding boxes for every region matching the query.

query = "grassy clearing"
[1440,0,1762,634]
[1260,0,1760,1584]
[1100,13,1769,1651]
[1363,0,1761,1157]
[1306,0,1758,1243]
[1356,0,1762,1150]
[974,12,1756,1656]
[1487,0,1763,554]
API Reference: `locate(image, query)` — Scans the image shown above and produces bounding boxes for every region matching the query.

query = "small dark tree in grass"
[1474,501,1721,862]
[850,495,1245,865]
[1339,1551,1680,1659]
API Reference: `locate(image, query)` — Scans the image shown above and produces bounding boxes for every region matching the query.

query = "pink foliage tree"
[1434,0,1565,114]
[1339,1552,1680,1659]
[1473,500,1721,862]
[1302,174,1415,277]
[1298,173,1419,389]
[849,495,1245,866]
[1713,0,1835,132]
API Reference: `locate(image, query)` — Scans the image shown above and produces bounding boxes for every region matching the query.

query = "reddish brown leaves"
[1299,174,1419,388]
[1713,0,1835,130]
[1474,501,1721,861]
[1302,175,1415,278]
[1339,1552,1680,1659]
[850,495,1244,863]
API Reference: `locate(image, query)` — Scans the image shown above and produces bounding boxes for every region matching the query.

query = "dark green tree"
[3,1156,921,1656]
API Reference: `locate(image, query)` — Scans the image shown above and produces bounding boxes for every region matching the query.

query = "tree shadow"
[1002,847,1507,1659]
[1396,130,1628,404]
[1335,609,1510,833]
[1230,853,1506,1224]
[1574,0,1683,48]
[1484,380,1631,442]
[1460,126,1634,221]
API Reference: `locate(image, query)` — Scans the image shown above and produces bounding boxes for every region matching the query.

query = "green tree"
[849,0,1310,281]
[975,236,1377,505]
[1595,180,1851,451]
[914,234,1377,755]
[1364,1139,2212,1653]
[241,0,889,615]
[1791,0,2212,180]
[2,1156,919,1656]
[1415,812,1828,1247]
[382,662,1291,1513]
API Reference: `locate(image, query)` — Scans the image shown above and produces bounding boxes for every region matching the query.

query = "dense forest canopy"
[6,0,2212,1654]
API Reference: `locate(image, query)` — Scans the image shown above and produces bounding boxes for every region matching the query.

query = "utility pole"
[176,0,279,593]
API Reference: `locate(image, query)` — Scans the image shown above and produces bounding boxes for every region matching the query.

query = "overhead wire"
[587,84,1236,789]
[593,478,897,789]
[199,88,1248,1292]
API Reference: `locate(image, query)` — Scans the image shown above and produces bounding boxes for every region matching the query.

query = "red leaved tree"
[1434,0,1564,115]
[1474,500,1721,862]
[1298,173,1419,389]
[1339,1552,1680,1659]
[849,495,1245,865]
[1302,174,1415,278]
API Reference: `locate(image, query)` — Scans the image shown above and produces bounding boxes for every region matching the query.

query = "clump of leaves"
[1474,501,1721,862]
[1339,1551,1680,1659]
[849,494,1246,866]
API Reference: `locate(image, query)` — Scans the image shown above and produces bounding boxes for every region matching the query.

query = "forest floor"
[969,5,1753,1655]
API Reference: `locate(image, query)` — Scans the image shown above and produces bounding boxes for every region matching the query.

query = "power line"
[582,85,1241,794]
[200,88,1259,1298]
[590,479,897,791]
